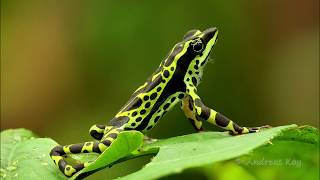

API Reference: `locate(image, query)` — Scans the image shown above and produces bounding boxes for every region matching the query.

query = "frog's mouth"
[199,50,214,68]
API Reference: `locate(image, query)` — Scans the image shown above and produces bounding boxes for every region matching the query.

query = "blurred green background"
[1,0,319,179]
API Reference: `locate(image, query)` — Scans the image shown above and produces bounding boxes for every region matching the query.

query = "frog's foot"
[83,161,94,168]
[229,125,272,135]
[143,135,158,144]
[196,127,205,133]
[248,125,272,133]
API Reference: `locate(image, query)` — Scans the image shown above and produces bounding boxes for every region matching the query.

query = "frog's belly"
[123,92,183,132]
[141,92,182,133]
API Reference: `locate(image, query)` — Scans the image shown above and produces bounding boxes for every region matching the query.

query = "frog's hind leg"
[50,127,122,177]
[50,141,99,176]
[89,124,114,140]
[89,125,115,140]
[89,124,105,140]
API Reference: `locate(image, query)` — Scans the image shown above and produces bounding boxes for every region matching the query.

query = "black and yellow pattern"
[50,127,121,176]
[50,27,269,176]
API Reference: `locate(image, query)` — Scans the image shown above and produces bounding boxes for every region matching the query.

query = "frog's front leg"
[181,96,204,132]
[186,87,269,134]
[50,127,122,177]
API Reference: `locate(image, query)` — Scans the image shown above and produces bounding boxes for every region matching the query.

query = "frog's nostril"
[205,27,218,36]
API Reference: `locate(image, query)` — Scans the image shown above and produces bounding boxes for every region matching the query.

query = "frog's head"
[162,28,218,86]
[183,27,218,68]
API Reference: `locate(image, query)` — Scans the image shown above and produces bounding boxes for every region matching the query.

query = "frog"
[50,27,269,177]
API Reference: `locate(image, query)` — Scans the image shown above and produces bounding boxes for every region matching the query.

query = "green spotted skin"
[50,27,269,177]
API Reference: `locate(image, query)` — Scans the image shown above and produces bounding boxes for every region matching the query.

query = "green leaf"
[232,125,319,180]
[119,124,297,180]
[0,129,145,180]
[0,125,301,180]
[0,129,66,180]
[71,131,144,180]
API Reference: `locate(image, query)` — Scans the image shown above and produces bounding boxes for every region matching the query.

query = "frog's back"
[108,33,203,133]
[108,65,187,133]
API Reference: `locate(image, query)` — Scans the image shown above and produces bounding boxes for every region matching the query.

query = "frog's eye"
[191,39,204,53]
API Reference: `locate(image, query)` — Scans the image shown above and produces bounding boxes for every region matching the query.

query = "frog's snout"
[202,27,218,44]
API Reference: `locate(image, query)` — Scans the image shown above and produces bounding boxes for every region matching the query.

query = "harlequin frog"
[50,28,268,176]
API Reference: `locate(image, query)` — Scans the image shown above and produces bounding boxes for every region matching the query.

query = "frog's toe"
[248,125,272,133]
